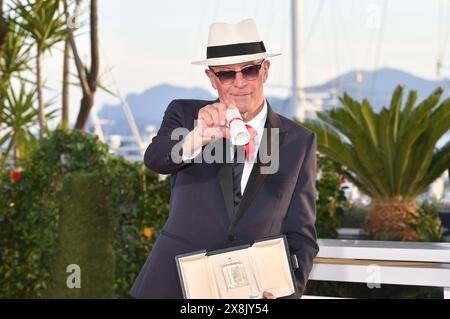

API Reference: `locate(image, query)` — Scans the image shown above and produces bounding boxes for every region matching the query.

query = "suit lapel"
[216,138,234,222]
[231,103,288,227]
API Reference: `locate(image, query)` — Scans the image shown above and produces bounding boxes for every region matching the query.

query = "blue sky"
[34,0,450,124]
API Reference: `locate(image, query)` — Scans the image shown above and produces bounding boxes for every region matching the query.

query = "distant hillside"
[96,69,450,137]
[308,67,450,110]
[95,84,213,136]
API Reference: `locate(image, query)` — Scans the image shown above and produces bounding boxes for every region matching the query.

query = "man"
[131,19,318,299]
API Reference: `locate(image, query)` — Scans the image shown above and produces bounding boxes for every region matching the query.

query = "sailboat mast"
[290,0,303,120]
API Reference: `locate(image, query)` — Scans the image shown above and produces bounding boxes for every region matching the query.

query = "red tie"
[244,124,258,160]
[223,123,258,160]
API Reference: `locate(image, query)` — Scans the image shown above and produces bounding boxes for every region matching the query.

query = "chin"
[234,98,251,110]
[236,104,249,114]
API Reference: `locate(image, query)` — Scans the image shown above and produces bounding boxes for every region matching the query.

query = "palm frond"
[301,85,450,201]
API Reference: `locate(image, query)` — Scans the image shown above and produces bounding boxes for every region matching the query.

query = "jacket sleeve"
[281,132,319,297]
[144,100,195,175]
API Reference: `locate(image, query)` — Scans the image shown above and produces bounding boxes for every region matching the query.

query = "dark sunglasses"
[210,61,264,84]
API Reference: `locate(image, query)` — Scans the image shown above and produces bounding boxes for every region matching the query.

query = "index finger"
[216,103,227,126]
[220,95,236,109]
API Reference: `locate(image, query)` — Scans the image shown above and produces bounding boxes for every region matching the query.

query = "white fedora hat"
[191,18,281,66]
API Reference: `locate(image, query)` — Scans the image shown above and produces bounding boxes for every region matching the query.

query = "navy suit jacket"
[131,99,319,298]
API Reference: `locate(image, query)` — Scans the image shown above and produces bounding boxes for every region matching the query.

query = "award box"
[175,235,299,299]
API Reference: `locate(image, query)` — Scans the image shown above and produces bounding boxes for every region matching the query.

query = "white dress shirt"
[238,100,267,195]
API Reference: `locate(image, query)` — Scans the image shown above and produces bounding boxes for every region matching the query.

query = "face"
[205,59,270,120]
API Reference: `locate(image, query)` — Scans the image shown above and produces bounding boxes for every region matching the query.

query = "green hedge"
[0,130,170,298]
[46,171,115,298]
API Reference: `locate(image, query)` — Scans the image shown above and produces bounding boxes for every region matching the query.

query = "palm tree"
[1,81,55,165]
[0,0,7,57]
[1,18,31,157]
[1,6,31,169]
[61,0,72,131]
[303,85,450,240]
[66,0,99,131]
[12,0,66,139]
[0,19,31,102]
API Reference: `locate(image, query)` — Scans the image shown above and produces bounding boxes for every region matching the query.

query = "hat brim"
[191,52,281,66]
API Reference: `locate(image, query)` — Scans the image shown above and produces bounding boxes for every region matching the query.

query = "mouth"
[231,93,251,97]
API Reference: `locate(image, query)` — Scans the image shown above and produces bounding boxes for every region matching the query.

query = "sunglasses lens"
[241,65,261,80]
[217,71,236,84]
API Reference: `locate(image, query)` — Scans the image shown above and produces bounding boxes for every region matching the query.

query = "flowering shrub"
[315,155,349,238]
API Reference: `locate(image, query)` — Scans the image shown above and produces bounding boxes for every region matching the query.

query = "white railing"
[305,239,450,299]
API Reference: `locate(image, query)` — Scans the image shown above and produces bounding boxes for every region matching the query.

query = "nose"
[233,71,246,88]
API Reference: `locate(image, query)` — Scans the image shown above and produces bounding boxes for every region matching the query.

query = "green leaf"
[389,85,403,142]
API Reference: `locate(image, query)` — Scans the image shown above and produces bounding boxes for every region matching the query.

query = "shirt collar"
[244,99,267,139]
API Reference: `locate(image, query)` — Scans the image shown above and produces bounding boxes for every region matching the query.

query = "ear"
[205,69,218,90]
[262,60,270,83]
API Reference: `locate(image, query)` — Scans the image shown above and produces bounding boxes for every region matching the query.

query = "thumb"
[263,291,275,299]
